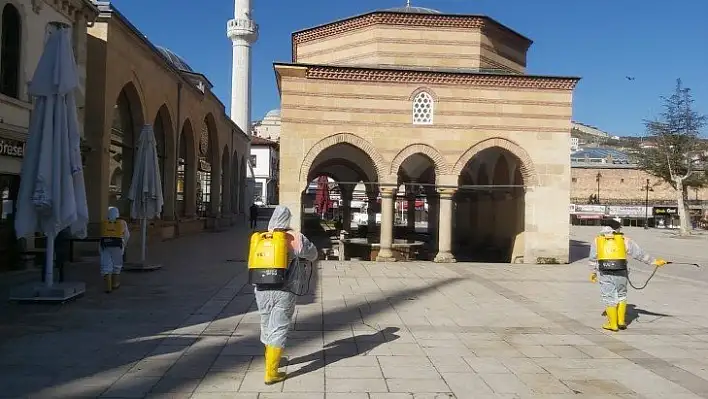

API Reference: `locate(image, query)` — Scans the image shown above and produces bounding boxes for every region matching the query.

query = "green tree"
[637,79,707,235]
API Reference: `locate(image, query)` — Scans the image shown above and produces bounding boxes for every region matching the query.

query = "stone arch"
[389,143,450,177]
[492,155,511,185]
[299,133,386,184]
[408,86,439,102]
[452,138,538,186]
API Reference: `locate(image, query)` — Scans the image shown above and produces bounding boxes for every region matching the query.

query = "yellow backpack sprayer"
[100,220,125,248]
[248,231,289,285]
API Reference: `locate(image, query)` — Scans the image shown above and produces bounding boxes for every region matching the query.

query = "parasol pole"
[141,201,147,263]
[45,232,55,288]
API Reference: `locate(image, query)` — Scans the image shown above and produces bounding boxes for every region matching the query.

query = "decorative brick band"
[303,65,579,90]
[452,137,539,186]
[390,143,452,176]
[298,133,387,185]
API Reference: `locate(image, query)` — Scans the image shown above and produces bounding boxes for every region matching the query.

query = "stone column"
[340,185,353,232]
[434,188,457,263]
[406,185,416,234]
[376,187,397,261]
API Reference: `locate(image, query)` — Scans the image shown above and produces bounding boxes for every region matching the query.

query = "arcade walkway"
[1,226,708,398]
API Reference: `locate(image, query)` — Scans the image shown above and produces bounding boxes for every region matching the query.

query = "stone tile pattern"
[1,227,708,398]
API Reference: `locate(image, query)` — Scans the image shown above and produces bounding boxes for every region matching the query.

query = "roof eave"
[291,10,533,47]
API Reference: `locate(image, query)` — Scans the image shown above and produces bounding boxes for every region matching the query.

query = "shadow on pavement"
[626,304,673,326]
[14,238,461,399]
[569,239,590,263]
[285,327,400,379]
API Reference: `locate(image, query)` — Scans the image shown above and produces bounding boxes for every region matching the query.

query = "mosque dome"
[383,5,441,14]
[264,109,281,119]
[157,46,194,72]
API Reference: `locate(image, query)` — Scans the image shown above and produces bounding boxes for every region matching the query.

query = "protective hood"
[600,226,614,234]
[108,206,120,222]
[268,206,292,231]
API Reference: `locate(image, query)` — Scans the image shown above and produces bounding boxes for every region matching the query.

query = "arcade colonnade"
[84,4,251,237]
[293,134,538,263]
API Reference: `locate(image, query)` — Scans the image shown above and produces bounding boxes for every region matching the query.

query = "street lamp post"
[595,172,602,204]
[644,178,650,229]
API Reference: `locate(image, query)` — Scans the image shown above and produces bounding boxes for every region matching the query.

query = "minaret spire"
[227,0,258,133]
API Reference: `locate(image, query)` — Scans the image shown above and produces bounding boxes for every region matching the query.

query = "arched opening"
[177,120,195,216]
[221,146,230,214]
[198,115,218,217]
[303,143,380,257]
[153,105,173,217]
[454,147,526,262]
[0,4,21,98]
[108,83,144,216]
[395,153,436,260]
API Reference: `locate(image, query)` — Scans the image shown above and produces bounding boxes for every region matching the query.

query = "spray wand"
[628,261,701,290]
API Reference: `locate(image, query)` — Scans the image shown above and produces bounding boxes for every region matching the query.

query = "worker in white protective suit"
[588,218,665,331]
[99,206,130,293]
[255,205,318,385]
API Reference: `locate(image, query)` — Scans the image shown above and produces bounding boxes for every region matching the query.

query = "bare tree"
[637,79,707,235]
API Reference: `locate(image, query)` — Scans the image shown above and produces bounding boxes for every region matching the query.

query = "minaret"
[227,0,258,133]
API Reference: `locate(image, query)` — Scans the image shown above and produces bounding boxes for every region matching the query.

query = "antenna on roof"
[406,0,411,7]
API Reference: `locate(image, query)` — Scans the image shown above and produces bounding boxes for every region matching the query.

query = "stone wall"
[571,166,708,203]
[277,64,577,262]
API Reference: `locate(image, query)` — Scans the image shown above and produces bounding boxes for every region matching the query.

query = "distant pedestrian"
[250,203,259,229]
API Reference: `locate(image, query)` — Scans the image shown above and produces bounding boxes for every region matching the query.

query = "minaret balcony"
[227,18,258,42]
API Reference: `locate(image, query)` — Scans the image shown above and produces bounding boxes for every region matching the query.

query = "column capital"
[380,186,397,198]
[437,187,457,199]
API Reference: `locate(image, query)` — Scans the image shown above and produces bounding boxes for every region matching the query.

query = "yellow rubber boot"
[112,273,121,290]
[264,345,286,385]
[603,306,619,332]
[617,301,627,330]
[103,275,112,293]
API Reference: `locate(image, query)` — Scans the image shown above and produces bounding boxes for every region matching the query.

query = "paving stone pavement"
[1,225,708,398]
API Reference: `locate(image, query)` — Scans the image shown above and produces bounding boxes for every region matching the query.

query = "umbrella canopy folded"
[128,124,164,220]
[15,25,88,239]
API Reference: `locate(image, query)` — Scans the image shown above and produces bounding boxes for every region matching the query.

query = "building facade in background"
[249,136,279,205]
[0,0,98,270]
[277,6,579,263]
[251,108,281,142]
[84,2,250,252]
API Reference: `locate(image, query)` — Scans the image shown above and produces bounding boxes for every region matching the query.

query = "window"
[0,4,21,98]
[412,91,434,125]
[571,178,577,183]
[249,155,257,168]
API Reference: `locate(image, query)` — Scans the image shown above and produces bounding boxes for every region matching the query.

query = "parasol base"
[123,261,162,272]
[8,281,85,303]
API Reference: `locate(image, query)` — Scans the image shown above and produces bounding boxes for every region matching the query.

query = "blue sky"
[111,0,707,137]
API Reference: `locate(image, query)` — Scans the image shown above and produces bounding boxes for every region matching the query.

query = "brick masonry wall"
[571,166,708,203]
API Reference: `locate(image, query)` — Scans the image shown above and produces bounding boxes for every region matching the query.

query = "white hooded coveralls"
[255,206,318,348]
[100,207,130,275]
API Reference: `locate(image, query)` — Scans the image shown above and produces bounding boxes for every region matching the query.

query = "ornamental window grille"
[412,91,433,125]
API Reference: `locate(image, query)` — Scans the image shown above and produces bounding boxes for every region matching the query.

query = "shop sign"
[0,138,25,158]
[608,206,652,218]
[573,204,606,214]
[653,207,678,216]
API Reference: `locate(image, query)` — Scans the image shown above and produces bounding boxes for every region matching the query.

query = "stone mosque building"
[275,5,579,263]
